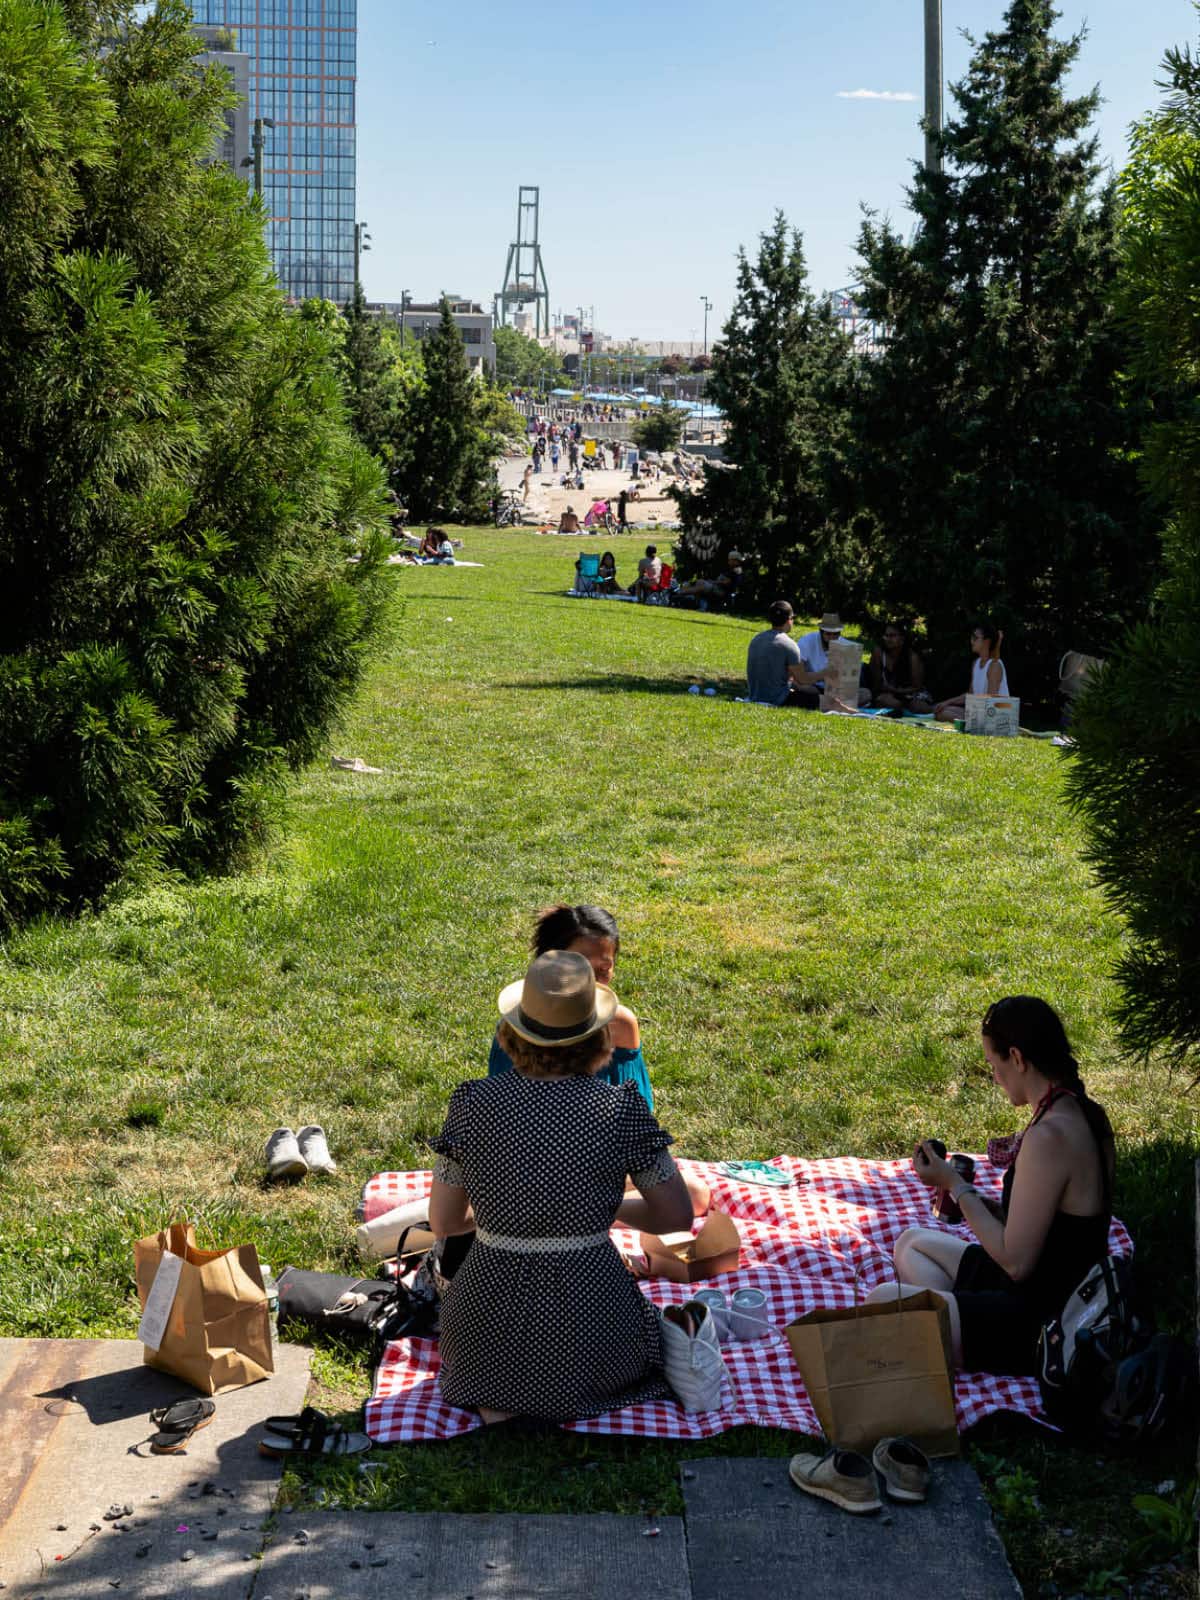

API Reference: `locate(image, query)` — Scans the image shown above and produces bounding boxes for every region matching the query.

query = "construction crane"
[495,186,551,338]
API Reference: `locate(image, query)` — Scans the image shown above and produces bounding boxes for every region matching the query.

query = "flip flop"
[258,1406,371,1459]
[148,1398,216,1454]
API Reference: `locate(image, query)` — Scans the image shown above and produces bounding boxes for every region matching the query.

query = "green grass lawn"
[0,528,1195,1596]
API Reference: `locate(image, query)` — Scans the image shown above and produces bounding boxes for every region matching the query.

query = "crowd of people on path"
[523,417,630,495]
[425,901,1113,1428]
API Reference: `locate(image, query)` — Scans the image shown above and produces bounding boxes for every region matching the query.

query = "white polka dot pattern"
[427,1074,675,1421]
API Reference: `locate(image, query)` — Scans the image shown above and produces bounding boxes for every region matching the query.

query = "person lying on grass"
[430,950,694,1425]
[865,996,1113,1375]
[934,620,1010,721]
[488,903,710,1216]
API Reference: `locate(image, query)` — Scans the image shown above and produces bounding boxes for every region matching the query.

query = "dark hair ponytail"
[981,996,1079,1084]
[982,995,1114,1164]
[532,904,620,957]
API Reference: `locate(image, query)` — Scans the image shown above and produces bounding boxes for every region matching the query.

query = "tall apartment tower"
[191,0,357,304]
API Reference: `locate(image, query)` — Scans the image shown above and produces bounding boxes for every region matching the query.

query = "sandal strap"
[149,1399,213,1431]
[294,1407,330,1454]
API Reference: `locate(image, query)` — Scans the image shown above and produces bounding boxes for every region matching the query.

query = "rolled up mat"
[356,1197,432,1260]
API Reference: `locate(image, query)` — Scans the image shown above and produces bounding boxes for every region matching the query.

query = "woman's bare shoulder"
[610,1004,640,1049]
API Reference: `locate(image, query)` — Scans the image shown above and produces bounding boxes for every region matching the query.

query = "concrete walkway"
[0,1340,1021,1599]
[0,1337,311,1599]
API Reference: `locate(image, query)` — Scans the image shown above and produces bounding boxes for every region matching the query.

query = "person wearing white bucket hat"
[793,610,869,709]
[428,950,694,1424]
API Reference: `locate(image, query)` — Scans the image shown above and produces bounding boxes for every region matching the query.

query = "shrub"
[0,0,390,920]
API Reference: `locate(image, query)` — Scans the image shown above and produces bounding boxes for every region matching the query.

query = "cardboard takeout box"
[638,1209,741,1283]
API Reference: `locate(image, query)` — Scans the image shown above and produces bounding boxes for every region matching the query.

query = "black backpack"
[1037,1256,1192,1446]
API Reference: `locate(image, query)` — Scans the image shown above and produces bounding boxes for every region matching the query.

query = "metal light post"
[924,0,943,174]
[399,289,409,346]
[700,294,712,436]
[244,115,274,197]
[353,222,371,295]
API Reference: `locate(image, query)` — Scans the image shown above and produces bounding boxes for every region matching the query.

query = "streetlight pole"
[700,295,712,438]
[241,116,274,198]
[924,0,943,174]
[353,221,370,297]
[252,115,273,197]
[399,289,409,346]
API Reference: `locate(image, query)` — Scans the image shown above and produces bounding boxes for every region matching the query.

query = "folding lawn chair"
[574,552,602,596]
[645,562,675,606]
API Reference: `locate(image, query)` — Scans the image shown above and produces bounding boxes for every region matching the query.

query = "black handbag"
[276,1265,438,1354]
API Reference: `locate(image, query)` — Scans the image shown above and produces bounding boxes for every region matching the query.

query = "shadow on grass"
[498,674,746,697]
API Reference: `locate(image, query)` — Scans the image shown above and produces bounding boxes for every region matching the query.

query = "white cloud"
[836,88,918,102]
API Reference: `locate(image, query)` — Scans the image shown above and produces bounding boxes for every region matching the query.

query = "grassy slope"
[0,529,1194,1594]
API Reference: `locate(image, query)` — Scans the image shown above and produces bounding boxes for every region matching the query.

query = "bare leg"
[934,696,966,722]
[893,1225,970,1290]
[864,1280,964,1366]
[477,1406,517,1425]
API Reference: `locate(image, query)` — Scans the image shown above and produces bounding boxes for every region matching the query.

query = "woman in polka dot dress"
[429,950,695,1424]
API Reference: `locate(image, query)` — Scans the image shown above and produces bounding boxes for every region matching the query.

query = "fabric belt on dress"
[474,1228,612,1254]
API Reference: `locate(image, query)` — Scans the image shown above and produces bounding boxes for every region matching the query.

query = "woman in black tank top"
[865,997,1115,1376]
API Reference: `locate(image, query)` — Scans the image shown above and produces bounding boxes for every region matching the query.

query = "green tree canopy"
[1066,21,1200,1071]
[673,212,861,609]
[0,0,389,925]
[632,402,686,453]
[851,0,1152,698]
[493,324,564,391]
[392,298,498,520]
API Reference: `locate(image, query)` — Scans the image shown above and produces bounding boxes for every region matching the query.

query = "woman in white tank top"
[935,622,1009,721]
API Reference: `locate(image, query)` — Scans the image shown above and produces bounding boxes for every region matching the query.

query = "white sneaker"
[659,1301,727,1413]
[296,1125,336,1175]
[266,1127,307,1181]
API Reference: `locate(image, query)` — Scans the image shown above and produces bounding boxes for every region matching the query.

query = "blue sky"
[356,0,1198,340]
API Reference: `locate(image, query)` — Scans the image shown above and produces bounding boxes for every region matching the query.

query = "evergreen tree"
[673,214,861,611]
[1065,27,1200,1071]
[397,298,495,520]
[851,0,1151,698]
[341,282,397,465]
[0,0,389,924]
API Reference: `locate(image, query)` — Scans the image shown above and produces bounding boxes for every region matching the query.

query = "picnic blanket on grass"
[362,1154,1132,1444]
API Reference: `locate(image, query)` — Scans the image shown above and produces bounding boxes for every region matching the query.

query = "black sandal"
[258,1405,371,1458]
[148,1398,215,1454]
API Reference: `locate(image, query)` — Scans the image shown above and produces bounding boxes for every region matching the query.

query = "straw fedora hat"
[818,611,844,634]
[497,950,618,1048]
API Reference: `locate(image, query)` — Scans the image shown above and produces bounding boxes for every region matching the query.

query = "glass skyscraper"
[191,0,356,303]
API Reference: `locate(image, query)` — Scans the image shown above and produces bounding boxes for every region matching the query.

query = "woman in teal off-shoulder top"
[487,904,653,1108]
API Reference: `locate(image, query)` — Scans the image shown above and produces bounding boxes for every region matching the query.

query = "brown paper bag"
[786,1289,959,1458]
[134,1221,273,1395]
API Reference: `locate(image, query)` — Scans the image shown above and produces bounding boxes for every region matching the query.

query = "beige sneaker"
[789,1447,882,1514]
[331,756,383,774]
[872,1436,931,1502]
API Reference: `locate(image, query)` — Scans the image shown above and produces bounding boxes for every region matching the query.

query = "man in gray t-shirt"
[746,600,816,707]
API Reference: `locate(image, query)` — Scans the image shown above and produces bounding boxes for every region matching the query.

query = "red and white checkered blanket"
[362,1155,1133,1444]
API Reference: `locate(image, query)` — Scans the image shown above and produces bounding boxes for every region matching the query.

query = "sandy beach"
[494,455,690,534]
